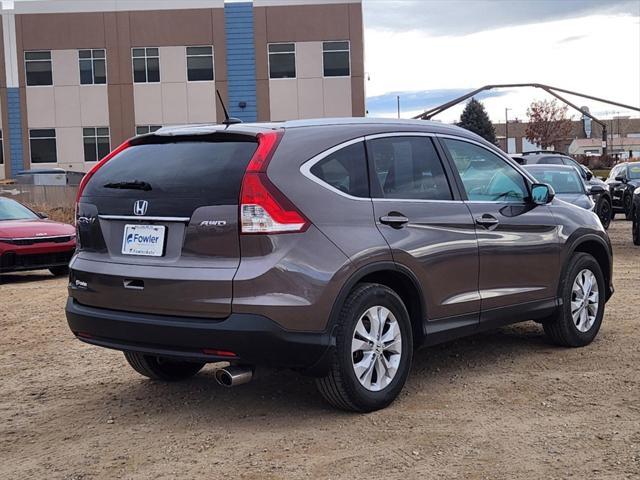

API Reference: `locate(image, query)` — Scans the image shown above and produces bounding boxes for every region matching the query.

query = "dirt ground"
[1,220,639,480]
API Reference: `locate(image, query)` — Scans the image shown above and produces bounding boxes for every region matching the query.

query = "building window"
[132,48,160,83]
[29,129,57,164]
[79,49,106,85]
[323,41,350,77]
[136,125,162,136]
[83,127,110,162]
[187,46,214,81]
[268,43,295,79]
[25,51,53,86]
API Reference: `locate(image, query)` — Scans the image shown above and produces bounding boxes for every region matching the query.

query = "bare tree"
[525,99,573,149]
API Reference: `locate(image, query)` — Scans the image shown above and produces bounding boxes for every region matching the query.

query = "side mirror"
[531,183,555,205]
[38,212,48,219]
[588,185,606,195]
[615,175,627,183]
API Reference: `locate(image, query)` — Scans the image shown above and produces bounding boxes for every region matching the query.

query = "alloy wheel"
[351,306,402,392]
[571,269,599,333]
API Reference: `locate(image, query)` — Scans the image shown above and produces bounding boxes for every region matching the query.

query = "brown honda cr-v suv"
[66,118,613,412]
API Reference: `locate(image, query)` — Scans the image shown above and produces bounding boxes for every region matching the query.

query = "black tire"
[623,194,633,220]
[633,208,640,246]
[315,283,413,412]
[543,253,605,347]
[596,197,612,230]
[123,351,205,381]
[49,266,69,276]
[610,211,616,221]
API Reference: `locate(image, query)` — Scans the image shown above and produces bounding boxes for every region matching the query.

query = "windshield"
[0,198,38,221]
[529,169,584,194]
[628,165,640,180]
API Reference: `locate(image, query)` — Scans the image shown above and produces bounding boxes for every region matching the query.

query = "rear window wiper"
[103,180,152,191]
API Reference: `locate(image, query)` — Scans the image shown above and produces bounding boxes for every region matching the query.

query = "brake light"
[240,130,309,234]
[202,349,237,357]
[76,139,131,203]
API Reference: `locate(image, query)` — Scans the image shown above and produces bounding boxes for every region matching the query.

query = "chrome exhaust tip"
[215,366,253,387]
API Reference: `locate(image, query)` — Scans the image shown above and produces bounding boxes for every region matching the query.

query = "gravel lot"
[1,220,639,479]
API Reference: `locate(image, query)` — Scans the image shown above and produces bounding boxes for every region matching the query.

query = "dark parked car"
[66,119,613,412]
[631,187,640,245]
[523,164,606,213]
[520,151,612,228]
[605,161,640,220]
[0,197,75,275]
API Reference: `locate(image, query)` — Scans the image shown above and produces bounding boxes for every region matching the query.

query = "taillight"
[76,139,131,203]
[240,131,309,234]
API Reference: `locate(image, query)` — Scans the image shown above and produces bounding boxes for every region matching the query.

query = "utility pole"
[397,95,400,119]
[505,107,511,153]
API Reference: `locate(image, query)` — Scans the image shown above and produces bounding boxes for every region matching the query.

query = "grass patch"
[27,203,75,225]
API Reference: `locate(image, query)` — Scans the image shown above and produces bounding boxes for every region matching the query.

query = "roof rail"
[521,150,566,156]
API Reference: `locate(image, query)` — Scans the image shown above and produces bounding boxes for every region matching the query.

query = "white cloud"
[364,13,640,122]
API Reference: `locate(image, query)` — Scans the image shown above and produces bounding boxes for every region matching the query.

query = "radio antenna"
[216,90,242,125]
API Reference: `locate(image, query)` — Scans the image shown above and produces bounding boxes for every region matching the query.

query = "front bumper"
[0,247,74,273]
[65,298,333,372]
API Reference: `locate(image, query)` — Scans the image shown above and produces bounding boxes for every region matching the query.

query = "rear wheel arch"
[328,262,426,346]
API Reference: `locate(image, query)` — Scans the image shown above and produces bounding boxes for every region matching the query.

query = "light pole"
[397,95,400,119]
[505,107,511,153]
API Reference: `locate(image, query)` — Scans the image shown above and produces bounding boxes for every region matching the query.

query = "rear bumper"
[65,298,333,372]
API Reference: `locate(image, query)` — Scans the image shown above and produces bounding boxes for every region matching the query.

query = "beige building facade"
[0,0,364,179]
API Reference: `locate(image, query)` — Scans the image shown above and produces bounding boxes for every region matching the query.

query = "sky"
[363,0,640,123]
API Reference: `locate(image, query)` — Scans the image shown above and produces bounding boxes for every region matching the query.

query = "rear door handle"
[475,214,499,228]
[380,214,409,228]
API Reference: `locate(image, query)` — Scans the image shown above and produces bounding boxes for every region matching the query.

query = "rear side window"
[367,136,452,200]
[310,141,369,197]
[86,139,258,205]
[539,156,565,165]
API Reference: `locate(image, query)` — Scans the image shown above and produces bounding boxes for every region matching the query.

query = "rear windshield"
[85,138,258,205]
[528,168,584,194]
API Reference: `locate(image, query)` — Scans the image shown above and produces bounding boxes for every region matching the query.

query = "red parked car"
[0,197,75,275]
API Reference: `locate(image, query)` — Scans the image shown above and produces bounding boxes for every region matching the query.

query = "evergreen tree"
[457,98,497,144]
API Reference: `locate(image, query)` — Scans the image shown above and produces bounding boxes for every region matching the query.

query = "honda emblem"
[133,200,148,216]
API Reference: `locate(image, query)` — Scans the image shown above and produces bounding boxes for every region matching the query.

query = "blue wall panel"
[224,2,257,122]
[6,88,24,177]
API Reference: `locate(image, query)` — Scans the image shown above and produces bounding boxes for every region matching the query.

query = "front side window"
[25,51,52,86]
[309,142,368,197]
[136,125,162,136]
[443,138,528,202]
[368,136,452,200]
[323,41,350,77]
[268,43,295,79]
[132,47,160,83]
[29,129,57,164]
[187,46,214,81]
[629,164,640,180]
[79,49,106,85]
[83,127,110,162]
